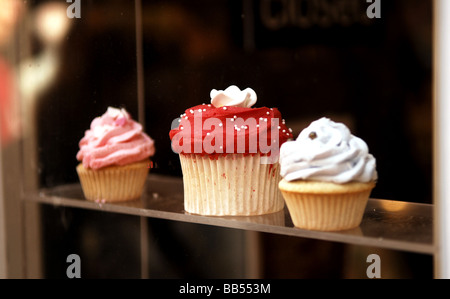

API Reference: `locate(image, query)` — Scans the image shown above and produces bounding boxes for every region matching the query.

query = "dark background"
[31,0,432,278]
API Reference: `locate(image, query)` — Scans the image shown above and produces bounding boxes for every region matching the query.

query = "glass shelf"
[26,174,434,255]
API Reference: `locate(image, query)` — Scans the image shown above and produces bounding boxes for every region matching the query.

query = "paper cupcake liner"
[279,180,374,231]
[76,160,150,202]
[179,154,284,216]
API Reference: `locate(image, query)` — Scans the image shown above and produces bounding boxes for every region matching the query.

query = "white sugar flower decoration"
[210,85,257,108]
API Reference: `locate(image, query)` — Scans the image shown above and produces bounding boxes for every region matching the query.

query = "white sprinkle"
[198,109,202,113]
[180,126,184,130]
[223,107,227,110]
[278,126,281,129]
[203,109,206,112]
[219,123,223,127]
[282,129,286,133]
[289,128,293,132]
[190,109,194,114]
[234,115,237,119]
[266,111,270,115]
[208,104,212,107]
[264,118,268,122]
[207,132,210,136]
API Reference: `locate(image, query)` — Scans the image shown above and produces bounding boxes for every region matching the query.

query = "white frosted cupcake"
[170,86,293,216]
[278,117,377,231]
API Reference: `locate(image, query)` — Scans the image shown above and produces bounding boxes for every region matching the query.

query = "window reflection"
[2,0,433,278]
[0,0,23,147]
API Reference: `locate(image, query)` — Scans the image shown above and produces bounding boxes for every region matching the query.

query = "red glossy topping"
[169,104,293,160]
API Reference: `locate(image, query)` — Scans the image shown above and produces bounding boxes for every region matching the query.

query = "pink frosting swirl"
[76,107,155,170]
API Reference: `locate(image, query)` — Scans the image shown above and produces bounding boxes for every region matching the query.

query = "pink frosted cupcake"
[76,107,155,202]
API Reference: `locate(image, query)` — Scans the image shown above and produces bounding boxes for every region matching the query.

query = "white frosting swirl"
[210,85,257,108]
[279,117,377,183]
[106,106,130,120]
[92,107,130,138]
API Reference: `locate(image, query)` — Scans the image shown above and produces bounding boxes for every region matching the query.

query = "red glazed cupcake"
[170,85,293,216]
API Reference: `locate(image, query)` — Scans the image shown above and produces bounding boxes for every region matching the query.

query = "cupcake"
[278,117,377,231]
[169,85,293,216]
[76,107,155,202]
